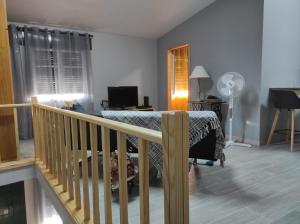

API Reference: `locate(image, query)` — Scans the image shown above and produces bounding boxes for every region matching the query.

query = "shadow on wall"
[189,78,214,100]
[202,79,214,95]
[239,88,259,142]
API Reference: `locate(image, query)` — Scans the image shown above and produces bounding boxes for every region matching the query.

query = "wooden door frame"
[166,43,190,110]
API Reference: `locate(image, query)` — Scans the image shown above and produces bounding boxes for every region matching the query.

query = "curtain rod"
[12,25,93,50]
[14,25,93,39]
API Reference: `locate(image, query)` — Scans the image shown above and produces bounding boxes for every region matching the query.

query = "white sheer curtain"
[9,25,93,139]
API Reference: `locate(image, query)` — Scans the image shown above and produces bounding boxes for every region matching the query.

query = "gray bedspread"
[101,111,225,172]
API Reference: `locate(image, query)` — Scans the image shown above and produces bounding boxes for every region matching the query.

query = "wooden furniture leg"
[286,110,290,142]
[290,110,295,152]
[267,109,280,145]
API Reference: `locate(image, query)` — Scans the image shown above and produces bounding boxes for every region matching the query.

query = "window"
[34,49,57,94]
[34,49,84,96]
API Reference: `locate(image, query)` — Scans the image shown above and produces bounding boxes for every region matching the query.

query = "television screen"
[108,86,138,108]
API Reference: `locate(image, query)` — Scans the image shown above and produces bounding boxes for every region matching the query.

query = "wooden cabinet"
[0,0,19,161]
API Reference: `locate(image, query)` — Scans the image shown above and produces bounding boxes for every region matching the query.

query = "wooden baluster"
[43,110,49,169]
[45,109,50,169]
[71,118,81,209]
[51,112,57,177]
[101,127,112,224]
[38,108,45,164]
[117,131,128,224]
[39,109,44,165]
[138,138,150,224]
[55,113,62,185]
[31,97,39,161]
[79,120,90,220]
[91,124,100,224]
[64,116,74,199]
[59,114,67,192]
[36,106,42,161]
[31,106,39,160]
[31,97,39,160]
[13,107,20,161]
[47,111,53,174]
[40,109,45,166]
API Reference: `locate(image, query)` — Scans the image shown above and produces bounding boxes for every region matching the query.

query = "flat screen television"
[108,86,138,108]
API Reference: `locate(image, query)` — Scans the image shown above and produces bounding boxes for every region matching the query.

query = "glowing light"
[43,214,62,224]
[171,90,189,99]
[35,93,85,102]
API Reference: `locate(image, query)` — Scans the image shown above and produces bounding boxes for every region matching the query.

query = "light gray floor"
[188,143,300,224]
[20,140,300,224]
[88,143,300,224]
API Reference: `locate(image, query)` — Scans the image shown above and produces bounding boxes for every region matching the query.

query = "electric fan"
[217,72,251,148]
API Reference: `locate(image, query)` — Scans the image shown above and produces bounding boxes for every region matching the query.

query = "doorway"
[167,44,190,110]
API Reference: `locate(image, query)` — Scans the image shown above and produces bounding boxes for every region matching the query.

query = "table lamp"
[190,66,210,100]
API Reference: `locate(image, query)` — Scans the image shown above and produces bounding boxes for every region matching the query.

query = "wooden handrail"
[0,103,32,108]
[34,104,162,144]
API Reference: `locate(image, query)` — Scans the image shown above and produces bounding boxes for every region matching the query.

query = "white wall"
[91,32,157,111]
[260,0,300,141]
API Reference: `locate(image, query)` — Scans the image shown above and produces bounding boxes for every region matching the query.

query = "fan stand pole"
[225,95,252,148]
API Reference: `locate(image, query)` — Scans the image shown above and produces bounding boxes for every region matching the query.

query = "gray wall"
[157,0,264,144]
[91,33,157,111]
[260,0,300,141]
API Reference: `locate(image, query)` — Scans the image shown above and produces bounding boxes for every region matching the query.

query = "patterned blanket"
[101,111,225,172]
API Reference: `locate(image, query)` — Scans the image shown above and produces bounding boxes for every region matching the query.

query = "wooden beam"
[0,0,18,161]
[0,158,35,172]
[162,112,189,224]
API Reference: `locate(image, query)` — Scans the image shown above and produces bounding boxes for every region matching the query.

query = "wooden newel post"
[31,96,40,160]
[162,111,189,224]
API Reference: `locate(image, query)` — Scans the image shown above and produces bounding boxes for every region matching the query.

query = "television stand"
[130,106,154,111]
[101,100,154,111]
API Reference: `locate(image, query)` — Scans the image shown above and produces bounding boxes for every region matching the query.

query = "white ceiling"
[7,0,215,38]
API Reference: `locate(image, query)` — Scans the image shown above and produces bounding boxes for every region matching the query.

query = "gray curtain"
[9,25,34,139]
[9,25,93,139]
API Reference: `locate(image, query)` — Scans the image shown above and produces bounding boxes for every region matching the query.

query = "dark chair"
[267,89,300,151]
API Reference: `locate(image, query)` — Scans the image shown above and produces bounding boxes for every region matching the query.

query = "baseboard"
[229,136,261,147]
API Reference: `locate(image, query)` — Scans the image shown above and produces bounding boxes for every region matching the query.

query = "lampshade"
[190,66,210,79]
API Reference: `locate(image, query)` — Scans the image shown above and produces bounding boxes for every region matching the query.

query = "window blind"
[34,49,84,95]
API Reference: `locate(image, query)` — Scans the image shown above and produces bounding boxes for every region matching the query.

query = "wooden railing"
[1,100,190,224]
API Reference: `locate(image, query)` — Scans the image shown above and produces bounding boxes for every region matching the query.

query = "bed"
[89,110,225,173]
